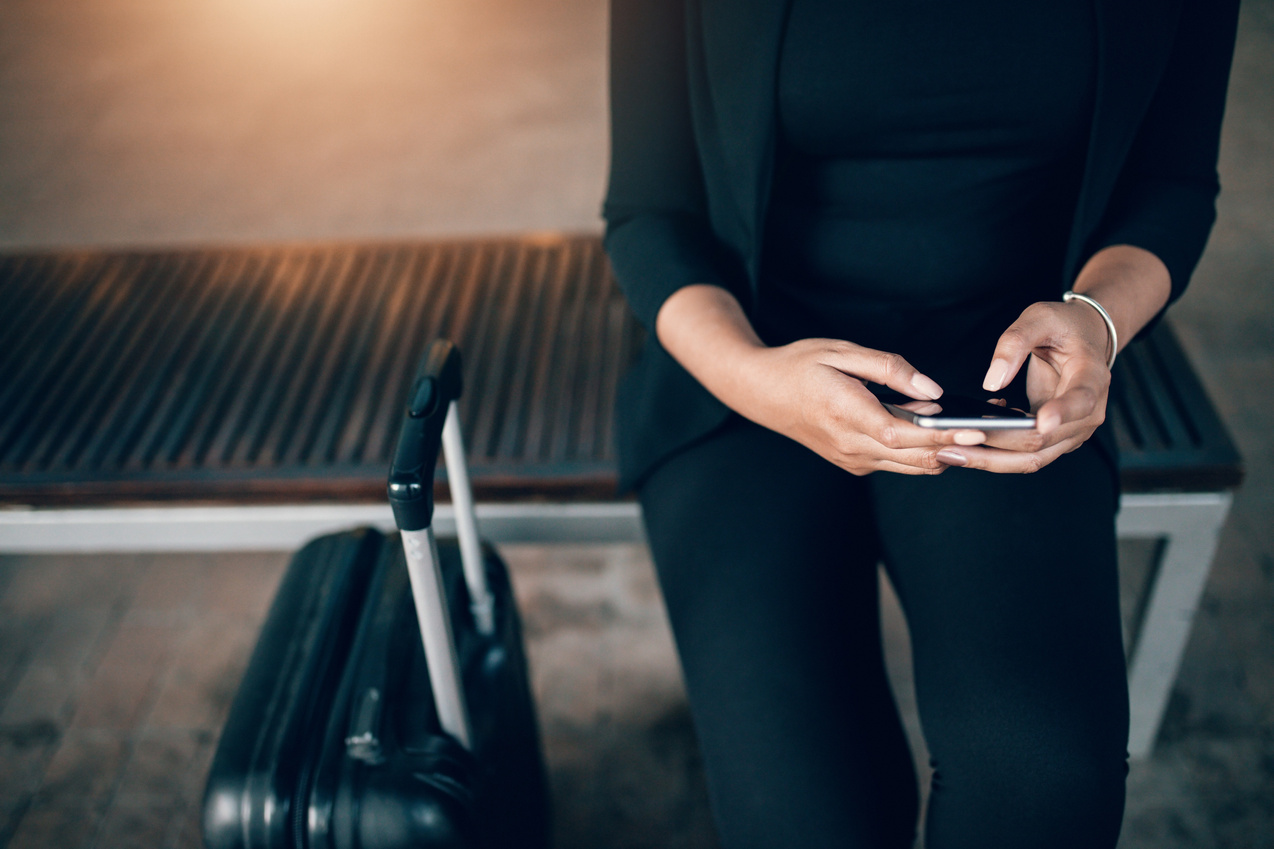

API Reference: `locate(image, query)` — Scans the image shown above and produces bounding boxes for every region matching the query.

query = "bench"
[0,234,1242,757]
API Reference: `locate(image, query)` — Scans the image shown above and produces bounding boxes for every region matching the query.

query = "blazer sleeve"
[1086,0,1240,314]
[602,0,750,333]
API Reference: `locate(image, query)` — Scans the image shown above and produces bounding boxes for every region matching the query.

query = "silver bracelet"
[1062,290,1118,369]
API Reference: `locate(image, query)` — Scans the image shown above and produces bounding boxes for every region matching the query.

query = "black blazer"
[603,0,1240,491]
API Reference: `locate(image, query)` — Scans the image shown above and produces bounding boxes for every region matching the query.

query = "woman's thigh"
[869,444,1128,849]
[639,416,919,849]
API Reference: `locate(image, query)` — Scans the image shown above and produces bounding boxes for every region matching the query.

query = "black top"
[759,0,1095,387]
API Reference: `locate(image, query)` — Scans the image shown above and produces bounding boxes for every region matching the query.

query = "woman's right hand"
[655,285,984,476]
[735,339,987,475]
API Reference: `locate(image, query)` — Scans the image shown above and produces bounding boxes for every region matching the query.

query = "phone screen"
[878,392,1036,430]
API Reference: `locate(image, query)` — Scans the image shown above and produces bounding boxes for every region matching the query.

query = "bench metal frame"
[0,489,1231,758]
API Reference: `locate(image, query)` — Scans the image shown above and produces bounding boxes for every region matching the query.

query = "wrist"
[1062,291,1118,368]
[1070,245,1171,349]
[655,284,770,408]
[713,341,786,420]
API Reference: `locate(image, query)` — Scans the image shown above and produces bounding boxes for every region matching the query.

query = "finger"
[868,458,949,476]
[823,344,944,400]
[1035,393,1096,435]
[983,333,1031,393]
[877,445,950,472]
[1033,365,1107,435]
[935,440,1073,474]
[978,420,1079,453]
[984,396,1031,415]
[983,310,1054,392]
[830,421,958,469]
[859,402,987,450]
[892,400,943,415]
[880,401,990,443]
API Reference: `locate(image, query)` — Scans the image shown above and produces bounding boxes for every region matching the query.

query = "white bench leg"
[1116,492,1233,758]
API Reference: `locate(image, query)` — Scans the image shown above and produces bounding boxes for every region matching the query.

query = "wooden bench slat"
[1111,325,1243,491]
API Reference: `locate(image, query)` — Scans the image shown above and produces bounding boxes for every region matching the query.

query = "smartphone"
[878,392,1036,430]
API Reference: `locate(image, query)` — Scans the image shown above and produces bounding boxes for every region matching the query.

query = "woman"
[602,1,1238,847]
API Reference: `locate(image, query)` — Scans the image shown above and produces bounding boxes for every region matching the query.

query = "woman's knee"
[927,716,1128,847]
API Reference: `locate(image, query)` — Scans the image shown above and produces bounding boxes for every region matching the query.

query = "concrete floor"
[1,0,1272,847]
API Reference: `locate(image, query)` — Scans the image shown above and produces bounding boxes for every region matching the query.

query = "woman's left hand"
[934,299,1113,474]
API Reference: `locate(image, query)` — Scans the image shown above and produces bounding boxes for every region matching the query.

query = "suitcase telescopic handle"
[388,340,493,632]
[387,340,493,750]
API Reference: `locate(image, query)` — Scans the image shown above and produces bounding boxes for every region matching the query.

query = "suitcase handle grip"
[388,340,463,532]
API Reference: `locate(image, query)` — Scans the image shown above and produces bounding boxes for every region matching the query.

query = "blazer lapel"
[696,0,1187,288]
[1065,0,1184,280]
[696,0,791,270]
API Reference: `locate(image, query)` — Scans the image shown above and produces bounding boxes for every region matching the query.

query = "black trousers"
[638,415,1129,849]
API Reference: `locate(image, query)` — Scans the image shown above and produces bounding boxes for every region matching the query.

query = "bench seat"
[0,234,1242,503]
[0,236,637,505]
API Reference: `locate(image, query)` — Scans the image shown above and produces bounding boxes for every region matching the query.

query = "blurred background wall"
[0,0,607,248]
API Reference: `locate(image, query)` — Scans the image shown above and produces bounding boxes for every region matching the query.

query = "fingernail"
[937,448,967,466]
[982,359,1009,392]
[953,431,985,446]
[911,373,943,400]
[1038,413,1060,434]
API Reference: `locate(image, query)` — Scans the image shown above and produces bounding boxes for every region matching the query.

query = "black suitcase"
[202,341,552,849]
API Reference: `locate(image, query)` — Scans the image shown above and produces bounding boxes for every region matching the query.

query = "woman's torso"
[758,0,1096,392]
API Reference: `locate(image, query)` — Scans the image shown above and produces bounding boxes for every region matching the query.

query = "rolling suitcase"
[202,340,552,849]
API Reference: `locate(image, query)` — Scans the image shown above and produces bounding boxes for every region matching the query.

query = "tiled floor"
[2,0,1273,847]
[0,552,280,849]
